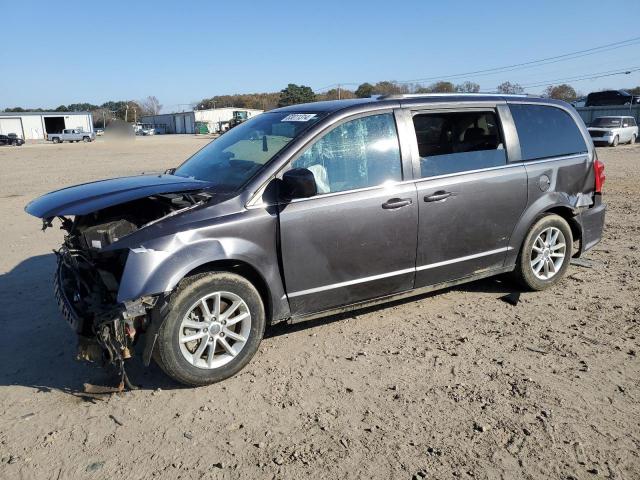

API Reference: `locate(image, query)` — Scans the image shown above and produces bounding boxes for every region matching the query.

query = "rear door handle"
[382,197,413,209]
[424,190,454,202]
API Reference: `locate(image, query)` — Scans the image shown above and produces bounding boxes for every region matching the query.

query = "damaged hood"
[25,174,215,218]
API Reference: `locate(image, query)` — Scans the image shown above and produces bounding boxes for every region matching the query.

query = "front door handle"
[382,197,413,209]
[424,190,454,202]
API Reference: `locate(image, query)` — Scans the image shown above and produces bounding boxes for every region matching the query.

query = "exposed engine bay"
[50,192,210,390]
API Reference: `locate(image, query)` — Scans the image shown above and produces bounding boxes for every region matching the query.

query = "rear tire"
[83,136,90,142]
[512,214,573,291]
[153,272,265,386]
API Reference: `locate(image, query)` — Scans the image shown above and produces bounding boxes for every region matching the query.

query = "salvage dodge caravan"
[26,95,606,386]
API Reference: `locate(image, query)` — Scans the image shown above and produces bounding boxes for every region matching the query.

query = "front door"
[408,108,527,287]
[278,112,418,315]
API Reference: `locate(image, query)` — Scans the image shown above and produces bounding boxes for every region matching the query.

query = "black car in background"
[585,90,640,107]
[0,133,25,146]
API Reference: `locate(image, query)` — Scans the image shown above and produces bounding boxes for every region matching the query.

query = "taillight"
[594,158,605,193]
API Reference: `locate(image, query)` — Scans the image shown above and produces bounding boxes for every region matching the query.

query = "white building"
[140,107,263,134]
[0,111,94,141]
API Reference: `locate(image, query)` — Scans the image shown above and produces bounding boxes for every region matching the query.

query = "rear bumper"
[578,196,606,253]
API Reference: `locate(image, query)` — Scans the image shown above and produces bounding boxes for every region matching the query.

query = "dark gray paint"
[279,182,418,314]
[26,94,606,327]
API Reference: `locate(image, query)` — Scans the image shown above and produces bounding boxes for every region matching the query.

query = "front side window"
[510,104,587,161]
[175,111,325,190]
[291,113,402,194]
[412,110,506,178]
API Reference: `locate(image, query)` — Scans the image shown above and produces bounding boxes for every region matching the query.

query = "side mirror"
[281,168,317,200]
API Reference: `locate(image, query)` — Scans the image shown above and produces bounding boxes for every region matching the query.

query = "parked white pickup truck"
[48,129,96,143]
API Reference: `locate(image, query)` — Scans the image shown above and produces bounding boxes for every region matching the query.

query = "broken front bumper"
[54,248,157,369]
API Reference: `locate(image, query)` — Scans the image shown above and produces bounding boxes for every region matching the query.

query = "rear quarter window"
[510,104,587,161]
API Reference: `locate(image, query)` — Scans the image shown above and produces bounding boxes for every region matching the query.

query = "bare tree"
[456,81,481,93]
[496,82,524,94]
[141,96,162,115]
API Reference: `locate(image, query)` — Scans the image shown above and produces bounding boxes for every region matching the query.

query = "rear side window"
[510,104,587,160]
[411,110,506,178]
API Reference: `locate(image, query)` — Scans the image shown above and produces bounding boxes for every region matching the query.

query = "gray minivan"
[26,94,606,386]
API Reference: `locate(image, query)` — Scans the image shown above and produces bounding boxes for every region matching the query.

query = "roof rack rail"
[377,92,537,100]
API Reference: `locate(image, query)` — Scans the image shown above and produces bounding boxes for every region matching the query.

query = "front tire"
[513,214,573,291]
[154,272,265,386]
[611,135,619,147]
[630,134,636,145]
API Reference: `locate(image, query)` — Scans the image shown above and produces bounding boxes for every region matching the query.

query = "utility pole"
[125,105,129,123]
[134,107,137,124]
[338,84,341,100]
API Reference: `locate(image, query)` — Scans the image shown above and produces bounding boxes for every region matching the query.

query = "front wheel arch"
[141,260,274,367]
[184,260,273,325]
[152,271,266,385]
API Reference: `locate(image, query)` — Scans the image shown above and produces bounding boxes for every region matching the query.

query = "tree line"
[199,81,640,110]
[3,83,639,123]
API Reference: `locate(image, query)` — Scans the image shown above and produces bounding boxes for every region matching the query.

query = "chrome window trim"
[288,247,512,298]
[246,152,588,209]
[410,161,521,186]
[520,152,588,165]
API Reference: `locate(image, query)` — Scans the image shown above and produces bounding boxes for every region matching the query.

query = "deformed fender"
[505,192,578,266]
[116,232,289,322]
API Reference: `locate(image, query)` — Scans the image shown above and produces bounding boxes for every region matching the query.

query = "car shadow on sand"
[266,275,522,338]
[0,253,180,395]
[0,254,522,393]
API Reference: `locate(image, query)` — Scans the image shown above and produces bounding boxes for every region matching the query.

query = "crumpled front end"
[54,223,157,388]
[42,191,212,388]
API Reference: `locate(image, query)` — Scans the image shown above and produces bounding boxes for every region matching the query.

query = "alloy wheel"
[178,291,251,369]
[530,227,566,280]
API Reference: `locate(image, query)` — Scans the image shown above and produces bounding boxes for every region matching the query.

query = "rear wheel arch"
[542,205,581,252]
[507,200,580,266]
[512,213,573,290]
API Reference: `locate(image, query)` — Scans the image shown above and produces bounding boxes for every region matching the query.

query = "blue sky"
[2,0,640,112]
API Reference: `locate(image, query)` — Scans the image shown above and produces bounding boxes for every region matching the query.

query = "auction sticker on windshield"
[281,114,317,122]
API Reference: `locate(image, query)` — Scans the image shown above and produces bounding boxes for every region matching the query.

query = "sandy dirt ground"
[0,136,638,480]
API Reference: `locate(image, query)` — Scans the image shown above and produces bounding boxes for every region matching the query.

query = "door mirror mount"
[280,168,317,200]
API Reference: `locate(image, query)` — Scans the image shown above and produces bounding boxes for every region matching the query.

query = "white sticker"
[91,240,102,249]
[281,113,316,122]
